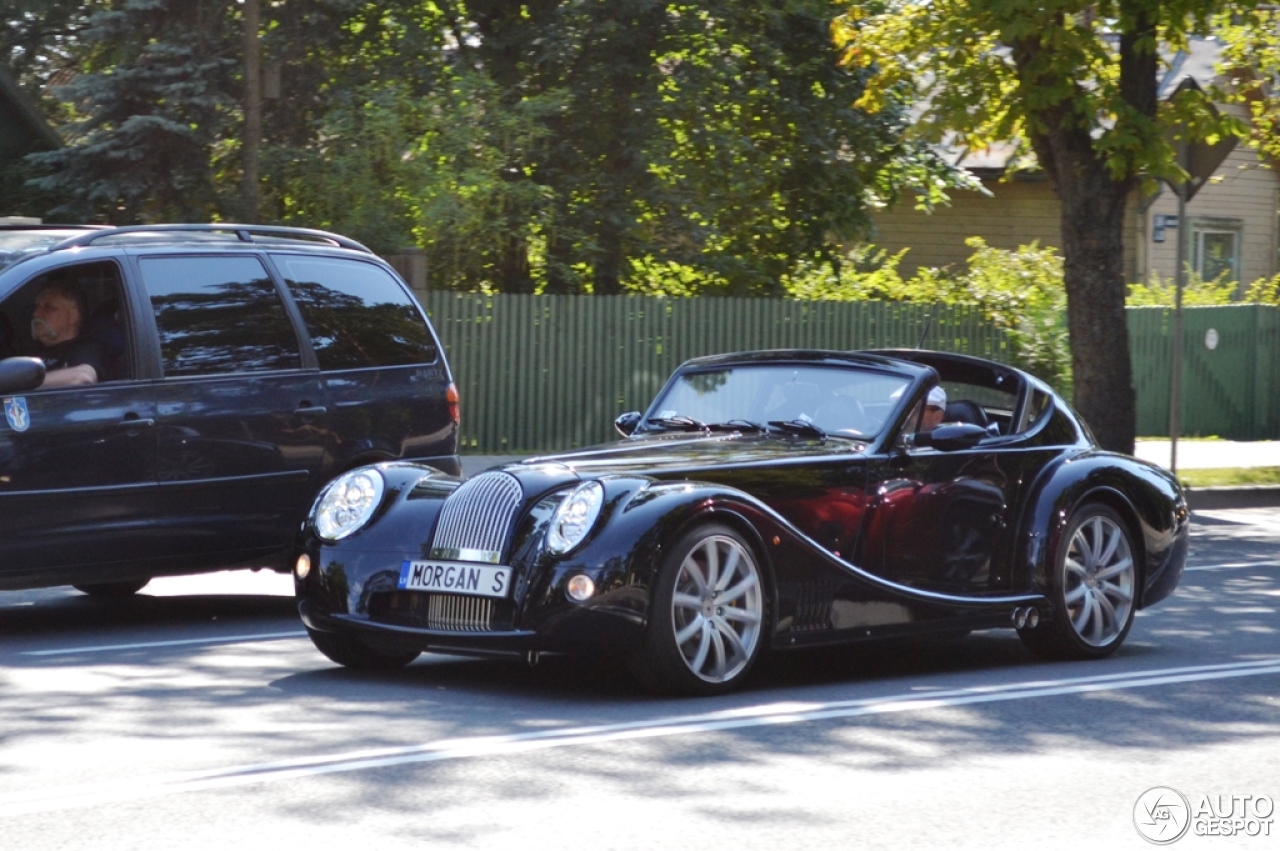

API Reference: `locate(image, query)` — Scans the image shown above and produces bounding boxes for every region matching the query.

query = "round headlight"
[546,481,605,555]
[313,469,385,541]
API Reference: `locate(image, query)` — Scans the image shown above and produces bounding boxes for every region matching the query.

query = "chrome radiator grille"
[426,594,493,632]
[369,591,515,632]
[430,471,523,563]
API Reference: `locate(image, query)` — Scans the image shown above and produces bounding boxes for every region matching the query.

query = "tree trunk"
[1008,10,1156,457]
[593,217,624,295]
[1056,171,1136,455]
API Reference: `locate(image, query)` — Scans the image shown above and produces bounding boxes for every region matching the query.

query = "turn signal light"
[295,553,311,580]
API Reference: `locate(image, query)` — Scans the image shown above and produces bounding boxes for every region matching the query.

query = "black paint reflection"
[140,256,301,376]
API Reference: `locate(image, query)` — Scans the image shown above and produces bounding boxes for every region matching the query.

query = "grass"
[1179,467,1280,488]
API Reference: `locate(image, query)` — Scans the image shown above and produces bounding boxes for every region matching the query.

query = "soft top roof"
[676,348,934,380]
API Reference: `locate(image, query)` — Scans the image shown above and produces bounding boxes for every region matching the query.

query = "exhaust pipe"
[1010,607,1040,630]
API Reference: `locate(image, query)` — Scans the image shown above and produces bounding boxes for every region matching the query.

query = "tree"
[440,0,955,294]
[24,0,238,223]
[11,2,955,296]
[2,1,101,87]
[833,2,1248,454]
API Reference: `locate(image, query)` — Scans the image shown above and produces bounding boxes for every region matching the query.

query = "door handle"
[294,405,327,417]
[117,416,155,428]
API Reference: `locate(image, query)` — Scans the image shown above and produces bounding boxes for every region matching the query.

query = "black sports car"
[294,349,1188,694]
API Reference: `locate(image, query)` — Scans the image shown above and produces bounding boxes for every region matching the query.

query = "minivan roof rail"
[50,224,374,253]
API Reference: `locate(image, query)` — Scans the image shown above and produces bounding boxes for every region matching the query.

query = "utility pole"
[242,0,262,223]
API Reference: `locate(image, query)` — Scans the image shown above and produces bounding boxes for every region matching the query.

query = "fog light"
[566,574,595,602]
[295,553,312,580]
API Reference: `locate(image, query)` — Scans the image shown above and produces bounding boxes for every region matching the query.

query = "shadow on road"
[0,593,297,641]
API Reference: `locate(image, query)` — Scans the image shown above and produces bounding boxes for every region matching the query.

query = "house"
[871,38,1280,290]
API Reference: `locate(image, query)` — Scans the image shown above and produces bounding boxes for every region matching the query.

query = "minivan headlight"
[313,469,385,541]
[546,481,605,555]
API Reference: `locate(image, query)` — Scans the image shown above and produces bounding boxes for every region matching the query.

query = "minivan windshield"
[0,230,90,271]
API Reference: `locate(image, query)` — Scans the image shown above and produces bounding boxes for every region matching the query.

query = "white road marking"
[2,657,1277,817]
[19,631,307,657]
[1186,560,1280,572]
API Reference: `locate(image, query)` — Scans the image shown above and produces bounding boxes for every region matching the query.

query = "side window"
[272,255,438,370]
[1021,388,1054,434]
[139,256,301,377]
[0,260,130,383]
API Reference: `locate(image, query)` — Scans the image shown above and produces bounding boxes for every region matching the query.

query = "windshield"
[643,364,912,438]
[0,230,88,271]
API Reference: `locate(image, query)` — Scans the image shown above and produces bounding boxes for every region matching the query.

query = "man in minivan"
[29,279,105,388]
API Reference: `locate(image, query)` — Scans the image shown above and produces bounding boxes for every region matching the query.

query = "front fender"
[297,462,460,614]
[517,477,784,638]
[1017,450,1188,608]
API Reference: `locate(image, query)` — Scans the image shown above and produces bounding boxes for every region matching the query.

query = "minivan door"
[0,259,157,586]
[136,254,331,568]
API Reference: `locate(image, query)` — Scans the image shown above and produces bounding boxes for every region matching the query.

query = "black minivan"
[0,224,459,596]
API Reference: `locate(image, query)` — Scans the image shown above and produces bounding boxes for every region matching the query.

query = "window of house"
[1190,218,1243,284]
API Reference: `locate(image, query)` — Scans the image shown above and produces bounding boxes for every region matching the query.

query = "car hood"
[516,433,869,481]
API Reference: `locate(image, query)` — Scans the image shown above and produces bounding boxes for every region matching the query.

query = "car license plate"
[398,560,512,598]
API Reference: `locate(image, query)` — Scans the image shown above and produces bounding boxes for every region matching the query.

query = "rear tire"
[73,579,150,597]
[629,523,768,696]
[1019,503,1137,660]
[306,627,420,670]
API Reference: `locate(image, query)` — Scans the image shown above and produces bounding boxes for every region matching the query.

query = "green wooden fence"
[1129,305,1280,440]
[421,293,1013,453]
[419,295,1280,452]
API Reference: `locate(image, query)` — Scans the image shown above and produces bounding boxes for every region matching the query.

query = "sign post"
[1163,78,1237,474]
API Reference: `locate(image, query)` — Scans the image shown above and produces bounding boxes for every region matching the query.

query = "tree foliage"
[7,1,961,290]
[786,239,1072,392]
[832,1,1252,453]
[21,0,238,222]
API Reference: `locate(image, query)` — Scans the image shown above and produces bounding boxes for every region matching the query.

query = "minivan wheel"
[73,579,150,597]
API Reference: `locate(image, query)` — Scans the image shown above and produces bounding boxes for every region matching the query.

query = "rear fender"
[1017,451,1187,608]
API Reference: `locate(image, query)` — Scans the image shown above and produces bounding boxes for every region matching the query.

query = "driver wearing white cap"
[921,385,947,432]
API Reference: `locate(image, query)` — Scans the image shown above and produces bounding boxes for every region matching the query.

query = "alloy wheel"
[1062,513,1135,647]
[670,534,764,683]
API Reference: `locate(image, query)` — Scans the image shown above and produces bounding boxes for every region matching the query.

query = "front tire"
[630,523,768,695]
[1019,503,1137,660]
[306,627,420,670]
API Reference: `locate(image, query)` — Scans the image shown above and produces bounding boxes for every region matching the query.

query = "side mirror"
[0,357,45,395]
[912,423,987,452]
[614,411,643,438]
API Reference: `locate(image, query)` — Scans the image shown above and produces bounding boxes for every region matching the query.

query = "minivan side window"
[273,255,438,370]
[139,256,302,376]
[0,260,130,382]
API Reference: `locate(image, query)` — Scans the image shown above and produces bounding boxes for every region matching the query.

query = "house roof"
[0,66,61,165]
